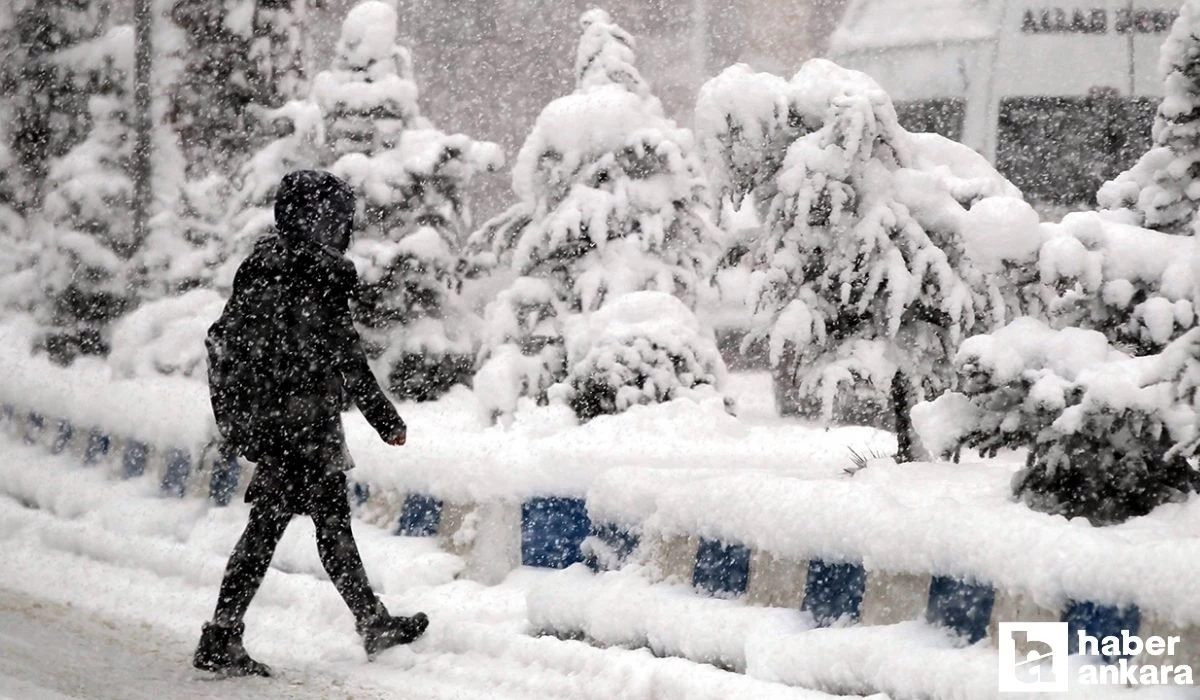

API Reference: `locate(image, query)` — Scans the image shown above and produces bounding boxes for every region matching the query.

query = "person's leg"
[310,477,383,625]
[211,502,292,627]
[195,500,291,676]
[310,474,428,657]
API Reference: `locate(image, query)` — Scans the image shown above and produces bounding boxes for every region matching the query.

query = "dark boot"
[193,622,272,677]
[357,611,429,659]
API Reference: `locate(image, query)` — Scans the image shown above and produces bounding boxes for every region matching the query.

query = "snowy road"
[0,436,849,700]
[0,587,391,700]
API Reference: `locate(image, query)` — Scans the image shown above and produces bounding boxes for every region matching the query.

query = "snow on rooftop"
[830,0,995,54]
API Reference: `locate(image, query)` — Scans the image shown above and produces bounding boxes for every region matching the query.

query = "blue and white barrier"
[3,355,1199,696]
[516,464,1200,693]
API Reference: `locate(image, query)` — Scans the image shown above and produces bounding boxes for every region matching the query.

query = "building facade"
[830,0,1177,205]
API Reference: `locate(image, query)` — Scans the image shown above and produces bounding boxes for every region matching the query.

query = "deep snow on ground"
[0,436,855,700]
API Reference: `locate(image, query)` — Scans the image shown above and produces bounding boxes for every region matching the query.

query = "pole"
[132,0,153,251]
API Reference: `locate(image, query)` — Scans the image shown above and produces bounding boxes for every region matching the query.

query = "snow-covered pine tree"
[308,1,502,401]
[749,59,1026,459]
[338,128,502,401]
[246,0,308,108]
[218,99,325,291]
[1098,0,1200,233]
[168,0,253,177]
[169,0,305,179]
[470,9,726,423]
[694,64,806,251]
[38,60,137,363]
[219,1,499,401]
[1,0,116,211]
[312,1,425,162]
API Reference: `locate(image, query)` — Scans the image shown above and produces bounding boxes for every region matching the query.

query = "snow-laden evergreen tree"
[37,88,136,363]
[222,1,500,401]
[309,0,501,401]
[168,0,306,178]
[470,9,726,423]
[337,128,502,400]
[219,100,325,291]
[1098,0,1200,233]
[748,59,1026,459]
[694,64,806,248]
[1,0,116,211]
[312,1,425,161]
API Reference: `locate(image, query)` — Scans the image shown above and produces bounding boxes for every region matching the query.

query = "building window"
[996,93,1155,206]
[894,98,966,142]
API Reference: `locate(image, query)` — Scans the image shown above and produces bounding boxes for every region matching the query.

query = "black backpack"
[205,304,276,460]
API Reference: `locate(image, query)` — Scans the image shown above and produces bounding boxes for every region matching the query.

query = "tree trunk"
[132,0,153,251]
[892,370,914,463]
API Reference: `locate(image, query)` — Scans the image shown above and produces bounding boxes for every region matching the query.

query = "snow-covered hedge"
[915,317,1200,524]
[559,292,729,420]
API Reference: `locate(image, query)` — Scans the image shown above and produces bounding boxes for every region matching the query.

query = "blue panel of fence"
[51,420,73,455]
[23,412,44,445]
[803,559,867,627]
[396,493,443,537]
[84,430,110,465]
[925,575,996,644]
[122,441,149,479]
[349,481,370,508]
[1064,600,1141,662]
[521,497,591,569]
[160,448,191,497]
[693,538,751,598]
[210,453,241,506]
[586,523,640,572]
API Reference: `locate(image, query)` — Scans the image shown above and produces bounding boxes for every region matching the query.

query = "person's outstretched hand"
[387,425,407,446]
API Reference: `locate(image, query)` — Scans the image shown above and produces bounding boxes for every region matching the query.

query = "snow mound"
[108,289,225,380]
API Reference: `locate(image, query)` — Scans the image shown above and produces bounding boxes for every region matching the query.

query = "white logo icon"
[999,622,1070,693]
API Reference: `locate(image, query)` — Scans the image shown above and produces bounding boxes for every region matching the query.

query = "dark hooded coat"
[207,171,405,512]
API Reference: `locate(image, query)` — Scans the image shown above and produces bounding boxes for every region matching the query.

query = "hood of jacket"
[274,170,357,254]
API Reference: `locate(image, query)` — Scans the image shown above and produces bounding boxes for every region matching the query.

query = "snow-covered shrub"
[561,291,728,421]
[469,9,725,422]
[1098,0,1200,234]
[473,277,567,422]
[1037,211,1199,355]
[37,93,136,363]
[914,318,1200,524]
[108,288,225,379]
[746,59,1024,456]
[309,2,502,401]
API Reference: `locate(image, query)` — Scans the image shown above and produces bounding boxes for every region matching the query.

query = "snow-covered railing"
[524,464,1200,683]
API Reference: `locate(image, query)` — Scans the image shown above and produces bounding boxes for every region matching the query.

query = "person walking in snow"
[194,170,428,677]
